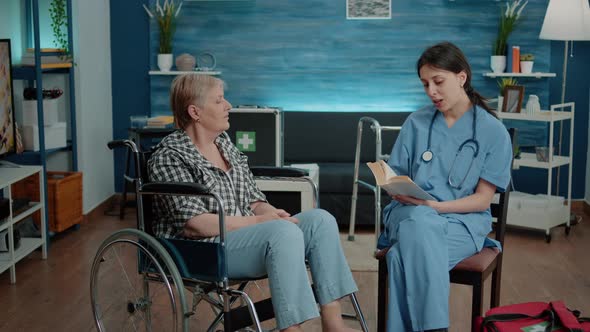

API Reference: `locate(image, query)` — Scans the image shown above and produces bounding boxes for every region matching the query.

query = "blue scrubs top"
[382,105,512,251]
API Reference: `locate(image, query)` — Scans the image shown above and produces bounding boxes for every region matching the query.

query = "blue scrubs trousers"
[222,208,358,330]
[383,205,477,331]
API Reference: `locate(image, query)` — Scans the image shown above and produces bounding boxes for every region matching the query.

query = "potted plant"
[49,0,70,61]
[143,0,183,72]
[491,0,528,73]
[497,77,518,111]
[520,53,534,74]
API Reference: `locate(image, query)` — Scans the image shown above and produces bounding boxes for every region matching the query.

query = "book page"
[378,160,398,181]
[366,161,436,201]
[381,180,436,201]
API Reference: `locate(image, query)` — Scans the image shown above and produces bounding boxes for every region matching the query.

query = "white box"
[21,122,67,151]
[21,99,59,126]
[256,178,316,212]
[493,191,569,233]
[289,163,320,189]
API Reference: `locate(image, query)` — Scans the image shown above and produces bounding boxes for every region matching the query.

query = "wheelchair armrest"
[250,166,308,178]
[141,182,210,195]
[107,139,139,153]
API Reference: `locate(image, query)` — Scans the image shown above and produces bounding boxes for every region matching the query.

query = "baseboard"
[83,195,118,224]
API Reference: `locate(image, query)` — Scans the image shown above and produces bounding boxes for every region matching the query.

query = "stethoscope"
[422,106,479,189]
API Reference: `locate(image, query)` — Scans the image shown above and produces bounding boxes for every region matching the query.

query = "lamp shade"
[539,0,590,41]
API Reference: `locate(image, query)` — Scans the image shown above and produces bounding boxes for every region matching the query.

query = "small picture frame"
[502,85,525,113]
[347,0,391,19]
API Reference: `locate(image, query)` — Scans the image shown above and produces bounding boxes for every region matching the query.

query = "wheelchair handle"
[107,139,139,153]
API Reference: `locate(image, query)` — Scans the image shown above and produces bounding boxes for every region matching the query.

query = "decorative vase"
[157,53,173,72]
[175,53,196,72]
[490,55,507,74]
[525,95,541,114]
[520,61,534,74]
[497,95,504,112]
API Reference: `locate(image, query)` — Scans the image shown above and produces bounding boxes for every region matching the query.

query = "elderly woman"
[148,73,360,332]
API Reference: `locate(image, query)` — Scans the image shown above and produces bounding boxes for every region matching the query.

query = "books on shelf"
[366,160,436,201]
[26,48,66,53]
[21,49,71,68]
[146,116,174,128]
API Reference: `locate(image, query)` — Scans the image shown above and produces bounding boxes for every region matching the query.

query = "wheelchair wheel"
[90,228,189,332]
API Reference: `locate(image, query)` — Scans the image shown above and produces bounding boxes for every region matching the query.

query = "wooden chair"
[376,127,515,332]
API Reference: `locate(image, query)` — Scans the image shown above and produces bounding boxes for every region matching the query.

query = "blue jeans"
[222,208,358,329]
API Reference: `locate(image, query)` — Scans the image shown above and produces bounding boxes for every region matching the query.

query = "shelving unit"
[0,165,46,284]
[483,72,556,78]
[496,103,575,242]
[148,70,221,76]
[7,0,77,241]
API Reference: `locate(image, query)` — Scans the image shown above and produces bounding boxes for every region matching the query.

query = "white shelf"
[0,165,43,186]
[0,220,7,233]
[0,165,46,283]
[483,72,556,78]
[497,102,575,241]
[496,111,573,122]
[0,237,44,263]
[514,153,570,169]
[12,202,43,224]
[149,70,221,76]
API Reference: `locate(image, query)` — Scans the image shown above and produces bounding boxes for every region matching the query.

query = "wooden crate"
[11,171,83,233]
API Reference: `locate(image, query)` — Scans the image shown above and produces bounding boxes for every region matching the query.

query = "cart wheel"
[545,233,552,243]
[90,228,189,332]
[565,225,571,236]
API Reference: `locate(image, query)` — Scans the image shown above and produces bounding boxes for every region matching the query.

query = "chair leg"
[349,293,369,332]
[471,279,484,332]
[490,265,502,309]
[377,258,388,332]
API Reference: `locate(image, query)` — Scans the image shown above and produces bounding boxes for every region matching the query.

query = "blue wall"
[0,1,25,61]
[111,0,590,198]
[110,0,151,191]
[149,0,551,115]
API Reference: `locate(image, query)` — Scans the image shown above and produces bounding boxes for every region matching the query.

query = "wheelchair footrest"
[229,297,274,331]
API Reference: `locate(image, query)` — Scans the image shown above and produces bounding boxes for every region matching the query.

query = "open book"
[366,160,436,201]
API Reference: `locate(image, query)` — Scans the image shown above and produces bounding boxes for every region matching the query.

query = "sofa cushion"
[315,162,377,193]
[284,111,410,163]
[321,192,392,226]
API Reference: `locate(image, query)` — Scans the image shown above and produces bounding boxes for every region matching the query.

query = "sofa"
[283,111,411,226]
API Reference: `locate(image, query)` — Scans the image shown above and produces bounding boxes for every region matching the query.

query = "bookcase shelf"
[482,72,556,78]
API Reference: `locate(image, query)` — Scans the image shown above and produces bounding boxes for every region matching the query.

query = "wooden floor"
[0,200,589,331]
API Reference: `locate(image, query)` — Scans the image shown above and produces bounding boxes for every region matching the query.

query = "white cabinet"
[496,103,575,242]
[0,165,47,283]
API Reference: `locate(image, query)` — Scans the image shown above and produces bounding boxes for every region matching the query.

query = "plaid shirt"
[148,130,266,240]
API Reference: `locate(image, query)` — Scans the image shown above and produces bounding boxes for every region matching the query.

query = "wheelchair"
[90,139,368,332]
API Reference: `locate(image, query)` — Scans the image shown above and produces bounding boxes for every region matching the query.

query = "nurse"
[377,42,513,331]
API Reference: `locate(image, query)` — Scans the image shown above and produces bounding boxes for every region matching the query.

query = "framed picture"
[502,85,524,113]
[347,0,391,19]
[0,39,16,157]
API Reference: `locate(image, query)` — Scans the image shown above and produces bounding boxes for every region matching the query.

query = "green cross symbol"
[521,321,561,332]
[236,131,256,152]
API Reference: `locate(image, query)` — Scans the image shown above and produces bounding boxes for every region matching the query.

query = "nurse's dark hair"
[416,41,496,117]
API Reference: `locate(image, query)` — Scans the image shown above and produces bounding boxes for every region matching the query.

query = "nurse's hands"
[392,194,440,211]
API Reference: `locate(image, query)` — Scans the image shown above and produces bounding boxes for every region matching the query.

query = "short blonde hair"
[169,74,224,129]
